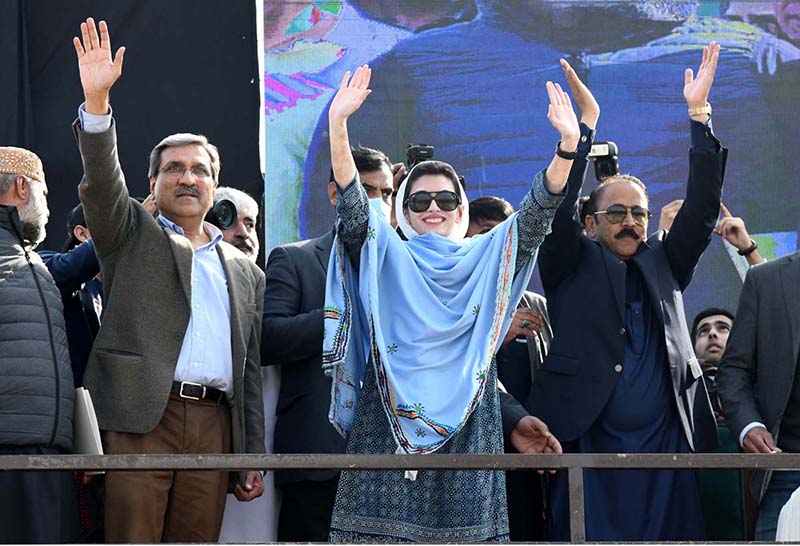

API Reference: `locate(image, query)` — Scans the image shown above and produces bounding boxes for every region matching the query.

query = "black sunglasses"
[593,204,651,226]
[404,190,462,213]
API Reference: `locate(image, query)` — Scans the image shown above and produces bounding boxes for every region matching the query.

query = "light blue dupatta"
[323,203,536,454]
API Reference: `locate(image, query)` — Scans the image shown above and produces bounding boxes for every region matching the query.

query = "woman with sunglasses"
[321,64,592,542]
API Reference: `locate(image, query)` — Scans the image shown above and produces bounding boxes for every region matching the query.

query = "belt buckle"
[179,381,205,401]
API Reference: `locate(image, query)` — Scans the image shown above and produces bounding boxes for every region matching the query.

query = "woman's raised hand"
[545,81,580,149]
[329,65,372,124]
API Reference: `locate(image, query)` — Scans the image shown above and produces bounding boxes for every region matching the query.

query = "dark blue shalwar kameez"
[550,262,705,541]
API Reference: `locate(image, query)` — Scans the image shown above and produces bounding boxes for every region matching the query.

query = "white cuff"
[78,102,112,134]
[739,421,766,447]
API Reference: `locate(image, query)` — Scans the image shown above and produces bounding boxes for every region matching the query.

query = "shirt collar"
[158,213,224,251]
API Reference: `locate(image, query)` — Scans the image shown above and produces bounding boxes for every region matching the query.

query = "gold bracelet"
[688,102,712,118]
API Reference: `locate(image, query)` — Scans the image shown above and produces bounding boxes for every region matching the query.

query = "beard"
[18,180,49,247]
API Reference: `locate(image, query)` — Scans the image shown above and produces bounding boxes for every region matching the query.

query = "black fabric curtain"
[0,0,262,251]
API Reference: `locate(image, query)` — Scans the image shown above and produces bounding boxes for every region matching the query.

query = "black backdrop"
[0,0,262,251]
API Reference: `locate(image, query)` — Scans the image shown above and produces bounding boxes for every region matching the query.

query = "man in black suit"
[718,253,800,540]
[263,146,395,542]
[530,45,724,540]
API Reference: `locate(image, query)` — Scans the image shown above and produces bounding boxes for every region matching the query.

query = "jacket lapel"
[633,246,666,326]
[314,230,335,274]
[781,254,800,364]
[599,245,626,324]
[165,229,194,305]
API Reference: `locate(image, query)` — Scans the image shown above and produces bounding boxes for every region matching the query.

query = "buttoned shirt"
[158,215,233,394]
[79,104,233,394]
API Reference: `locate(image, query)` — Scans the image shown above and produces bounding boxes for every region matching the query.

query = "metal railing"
[3,452,798,542]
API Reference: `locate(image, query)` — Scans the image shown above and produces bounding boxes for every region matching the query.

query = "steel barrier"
[2,452,799,542]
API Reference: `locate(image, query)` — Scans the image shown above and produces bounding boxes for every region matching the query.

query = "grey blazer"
[74,119,265,460]
[718,252,800,503]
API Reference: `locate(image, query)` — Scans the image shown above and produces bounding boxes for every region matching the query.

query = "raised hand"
[658,199,684,232]
[560,59,599,130]
[546,81,580,149]
[714,203,752,250]
[684,41,720,109]
[328,65,372,124]
[73,18,125,114]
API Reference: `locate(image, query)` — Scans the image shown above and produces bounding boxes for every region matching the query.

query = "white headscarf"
[395,161,470,243]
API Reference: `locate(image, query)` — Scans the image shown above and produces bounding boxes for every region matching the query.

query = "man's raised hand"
[684,41,720,110]
[73,18,125,115]
[545,81,580,149]
[328,65,372,124]
[560,59,599,130]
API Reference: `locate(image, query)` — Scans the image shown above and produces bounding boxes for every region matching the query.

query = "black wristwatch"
[738,240,759,256]
[555,140,578,160]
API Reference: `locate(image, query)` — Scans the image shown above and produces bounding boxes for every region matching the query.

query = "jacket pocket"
[94,347,143,359]
[539,353,579,376]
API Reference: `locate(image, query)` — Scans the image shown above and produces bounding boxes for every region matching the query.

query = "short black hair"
[581,174,648,227]
[404,160,460,198]
[469,196,514,225]
[352,145,392,175]
[691,307,735,344]
[60,203,86,252]
[328,146,392,184]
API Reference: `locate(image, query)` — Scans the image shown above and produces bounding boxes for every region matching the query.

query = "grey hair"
[148,133,221,182]
[214,186,259,219]
[0,173,17,195]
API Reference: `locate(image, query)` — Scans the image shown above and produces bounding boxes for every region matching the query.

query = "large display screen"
[264,1,800,319]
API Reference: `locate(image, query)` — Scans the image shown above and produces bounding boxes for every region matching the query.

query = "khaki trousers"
[104,393,231,543]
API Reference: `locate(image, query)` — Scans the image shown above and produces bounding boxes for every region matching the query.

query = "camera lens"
[213,199,237,230]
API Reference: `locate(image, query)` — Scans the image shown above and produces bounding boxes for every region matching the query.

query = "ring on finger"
[522,320,531,329]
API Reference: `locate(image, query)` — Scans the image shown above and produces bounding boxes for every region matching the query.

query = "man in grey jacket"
[0,147,78,542]
[72,18,266,542]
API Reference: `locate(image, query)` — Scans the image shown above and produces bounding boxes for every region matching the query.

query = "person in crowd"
[322,60,584,542]
[263,144,394,542]
[690,307,748,541]
[532,43,724,541]
[692,307,735,421]
[468,194,553,541]
[72,18,265,542]
[466,196,515,237]
[38,203,102,388]
[659,200,765,266]
[0,147,79,542]
[213,187,260,261]
[718,246,800,539]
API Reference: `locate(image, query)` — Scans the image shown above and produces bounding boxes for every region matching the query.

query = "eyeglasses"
[404,190,461,213]
[593,204,651,226]
[159,164,212,180]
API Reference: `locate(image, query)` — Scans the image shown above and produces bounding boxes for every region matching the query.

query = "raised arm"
[537,61,598,289]
[72,18,134,257]
[329,66,372,190]
[328,67,373,261]
[664,42,727,290]
[513,81,581,270]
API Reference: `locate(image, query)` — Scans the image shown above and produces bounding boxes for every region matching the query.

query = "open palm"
[684,41,720,107]
[545,81,580,143]
[73,18,125,97]
[328,65,372,122]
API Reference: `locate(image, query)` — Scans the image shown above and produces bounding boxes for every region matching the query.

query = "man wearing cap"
[0,146,79,542]
[71,19,266,542]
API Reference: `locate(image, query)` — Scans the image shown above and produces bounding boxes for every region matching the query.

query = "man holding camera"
[72,19,266,542]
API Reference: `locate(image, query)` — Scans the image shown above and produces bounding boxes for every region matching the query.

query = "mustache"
[175,186,200,197]
[615,228,640,240]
